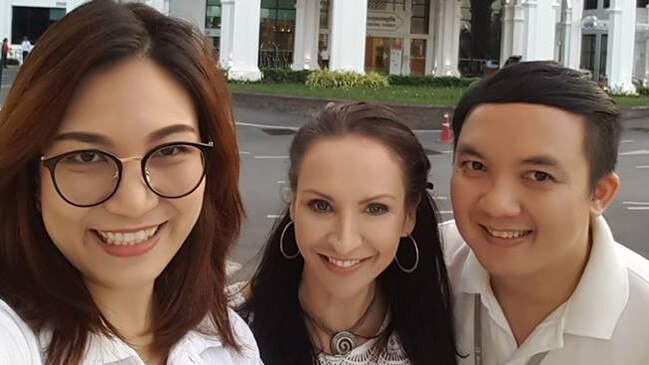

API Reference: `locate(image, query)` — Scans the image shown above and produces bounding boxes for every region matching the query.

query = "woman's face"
[40,58,205,292]
[290,135,415,299]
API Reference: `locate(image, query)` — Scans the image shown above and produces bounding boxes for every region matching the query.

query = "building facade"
[1,0,647,92]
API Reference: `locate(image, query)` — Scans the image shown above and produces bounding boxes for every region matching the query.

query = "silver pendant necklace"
[302,292,379,356]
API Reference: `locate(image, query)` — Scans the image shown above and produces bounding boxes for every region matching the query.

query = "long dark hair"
[0,1,244,364]
[238,102,458,365]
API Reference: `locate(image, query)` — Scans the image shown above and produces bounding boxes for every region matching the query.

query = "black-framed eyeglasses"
[41,141,213,208]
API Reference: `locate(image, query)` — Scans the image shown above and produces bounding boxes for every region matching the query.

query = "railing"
[258,43,293,69]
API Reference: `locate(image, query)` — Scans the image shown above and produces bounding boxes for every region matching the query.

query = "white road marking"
[619,149,649,156]
[439,210,454,214]
[433,196,449,200]
[239,151,250,155]
[620,140,634,144]
[266,214,282,219]
[627,206,649,211]
[623,201,649,206]
[236,121,298,130]
[636,165,649,169]
[253,155,289,159]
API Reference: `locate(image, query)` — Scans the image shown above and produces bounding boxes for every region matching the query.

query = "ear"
[289,196,296,222]
[402,205,417,237]
[589,172,620,217]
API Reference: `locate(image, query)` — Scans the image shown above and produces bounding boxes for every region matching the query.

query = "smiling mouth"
[92,224,164,246]
[318,254,370,269]
[481,225,533,240]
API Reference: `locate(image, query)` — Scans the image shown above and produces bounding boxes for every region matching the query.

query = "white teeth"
[485,227,529,239]
[327,256,361,268]
[97,226,158,246]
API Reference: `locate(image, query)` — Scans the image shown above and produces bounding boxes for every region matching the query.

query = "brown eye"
[366,203,388,215]
[309,199,332,213]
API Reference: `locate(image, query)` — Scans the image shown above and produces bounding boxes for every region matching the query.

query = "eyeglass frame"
[40,141,213,208]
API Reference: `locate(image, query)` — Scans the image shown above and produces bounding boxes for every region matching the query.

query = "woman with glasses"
[231,102,459,365]
[0,1,261,364]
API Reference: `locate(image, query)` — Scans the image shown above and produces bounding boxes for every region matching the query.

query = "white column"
[0,1,10,45]
[501,1,514,62]
[292,0,320,71]
[425,0,437,74]
[329,0,367,73]
[645,36,649,85]
[434,0,460,76]
[218,0,261,81]
[67,0,89,13]
[144,0,166,13]
[511,1,525,56]
[520,0,558,61]
[560,2,572,67]
[220,0,235,70]
[568,0,582,69]
[606,0,636,93]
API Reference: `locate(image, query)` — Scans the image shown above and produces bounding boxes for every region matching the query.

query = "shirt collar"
[80,317,225,365]
[458,216,629,341]
[562,215,628,339]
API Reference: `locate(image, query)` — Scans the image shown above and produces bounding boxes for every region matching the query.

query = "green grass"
[228,82,649,108]
[228,83,465,106]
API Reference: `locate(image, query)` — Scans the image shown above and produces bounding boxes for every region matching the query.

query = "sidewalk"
[232,90,649,130]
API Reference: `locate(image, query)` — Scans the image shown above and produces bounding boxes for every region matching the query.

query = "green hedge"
[306,70,389,89]
[638,86,649,96]
[388,75,479,87]
[6,58,19,66]
[260,68,311,84]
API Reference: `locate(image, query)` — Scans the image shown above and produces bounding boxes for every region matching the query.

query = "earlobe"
[590,173,620,216]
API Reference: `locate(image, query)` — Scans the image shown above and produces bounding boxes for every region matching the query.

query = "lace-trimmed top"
[227,282,412,365]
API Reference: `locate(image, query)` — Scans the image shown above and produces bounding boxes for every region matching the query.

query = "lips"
[90,223,166,257]
[480,224,533,246]
[318,253,371,274]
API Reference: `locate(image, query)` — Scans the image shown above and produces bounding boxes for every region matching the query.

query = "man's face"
[451,103,605,280]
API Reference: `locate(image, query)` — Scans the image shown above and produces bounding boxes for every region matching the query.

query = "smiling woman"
[0,1,261,365]
[232,102,459,365]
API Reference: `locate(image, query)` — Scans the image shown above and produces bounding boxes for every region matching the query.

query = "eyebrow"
[301,189,396,204]
[520,155,565,171]
[53,124,199,147]
[457,143,566,172]
[455,144,484,159]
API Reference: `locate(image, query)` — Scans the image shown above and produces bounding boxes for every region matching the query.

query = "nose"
[478,178,522,218]
[330,211,363,256]
[103,160,158,218]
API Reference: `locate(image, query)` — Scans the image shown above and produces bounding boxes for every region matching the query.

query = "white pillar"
[435,0,460,76]
[501,1,514,62]
[522,0,538,60]
[560,1,572,67]
[500,0,526,64]
[67,0,89,13]
[425,0,437,75]
[218,0,261,81]
[144,0,166,13]
[1,1,10,45]
[606,0,636,93]
[329,0,367,73]
[292,0,320,71]
[645,36,649,85]
[564,0,582,69]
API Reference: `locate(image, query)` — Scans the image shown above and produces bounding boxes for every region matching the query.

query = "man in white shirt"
[443,61,649,365]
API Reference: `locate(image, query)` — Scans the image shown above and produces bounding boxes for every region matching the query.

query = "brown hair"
[0,1,244,363]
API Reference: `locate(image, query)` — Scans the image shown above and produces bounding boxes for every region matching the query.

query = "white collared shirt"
[442,216,649,365]
[0,300,264,365]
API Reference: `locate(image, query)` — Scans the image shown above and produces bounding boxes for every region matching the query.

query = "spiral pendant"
[331,331,356,356]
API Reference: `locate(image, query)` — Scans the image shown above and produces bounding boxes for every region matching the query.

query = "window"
[319,0,329,30]
[11,6,62,44]
[411,0,430,34]
[259,0,296,69]
[583,0,598,10]
[205,0,221,29]
[603,0,610,8]
[580,34,596,74]
[639,0,649,7]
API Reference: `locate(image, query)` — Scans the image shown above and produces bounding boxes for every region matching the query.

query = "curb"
[232,91,649,130]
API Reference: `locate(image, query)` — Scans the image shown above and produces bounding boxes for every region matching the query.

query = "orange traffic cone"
[439,113,453,143]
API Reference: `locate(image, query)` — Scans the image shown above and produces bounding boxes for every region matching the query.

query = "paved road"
[233,106,649,278]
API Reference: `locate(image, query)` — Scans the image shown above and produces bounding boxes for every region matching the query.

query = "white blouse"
[0,298,263,365]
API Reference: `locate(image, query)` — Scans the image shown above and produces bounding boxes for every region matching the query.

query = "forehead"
[58,58,198,139]
[298,135,406,196]
[457,103,587,164]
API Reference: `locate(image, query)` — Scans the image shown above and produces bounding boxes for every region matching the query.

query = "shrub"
[306,70,389,89]
[260,68,311,84]
[637,86,649,96]
[6,58,19,66]
[388,75,479,87]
